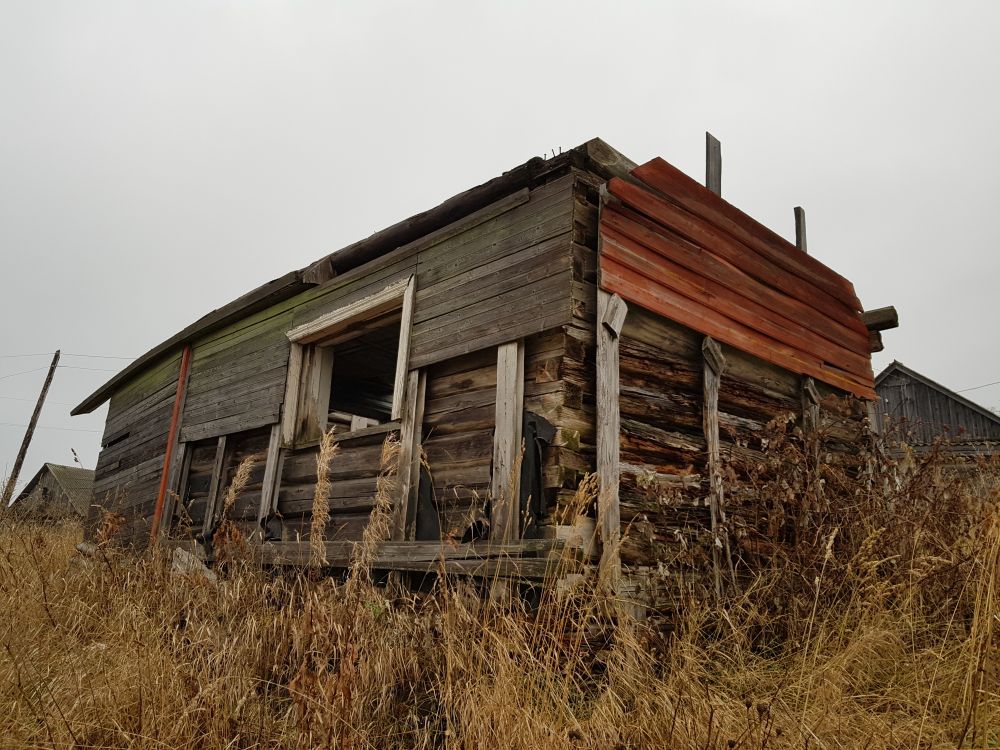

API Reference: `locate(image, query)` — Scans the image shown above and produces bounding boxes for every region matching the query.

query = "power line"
[0,422,101,434]
[958,379,1000,394]
[0,394,78,407]
[0,365,118,382]
[0,368,47,382]
[0,352,134,360]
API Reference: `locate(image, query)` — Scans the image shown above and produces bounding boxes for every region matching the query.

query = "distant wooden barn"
[874,361,1000,455]
[12,464,94,521]
[71,138,891,596]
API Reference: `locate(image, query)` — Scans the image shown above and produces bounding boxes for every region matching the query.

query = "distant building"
[12,464,94,520]
[874,361,1000,455]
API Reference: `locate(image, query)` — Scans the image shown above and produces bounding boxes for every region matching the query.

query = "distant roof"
[71,138,635,416]
[14,463,95,516]
[875,360,1000,428]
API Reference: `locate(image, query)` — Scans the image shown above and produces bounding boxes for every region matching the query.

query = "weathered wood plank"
[492,340,525,541]
[596,289,623,585]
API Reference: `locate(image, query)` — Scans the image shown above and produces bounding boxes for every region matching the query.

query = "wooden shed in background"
[874,361,1000,456]
[71,137,891,599]
[12,464,94,521]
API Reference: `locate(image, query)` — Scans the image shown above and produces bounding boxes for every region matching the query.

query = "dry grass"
[0,433,997,749]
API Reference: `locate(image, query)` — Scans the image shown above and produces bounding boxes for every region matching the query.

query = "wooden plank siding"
[599,158,875,399]
[89,170,581,545]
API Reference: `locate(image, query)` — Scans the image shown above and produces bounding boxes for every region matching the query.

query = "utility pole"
[2,350,60,509]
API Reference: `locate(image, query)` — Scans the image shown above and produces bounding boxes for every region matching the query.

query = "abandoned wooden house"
[874,361,1000,456]
[12,463,94,521]
[72,137,893,594]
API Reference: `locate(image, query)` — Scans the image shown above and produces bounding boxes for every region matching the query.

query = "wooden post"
[257,423,283,536]
[802,376,821,432]
[794,206,808,254]
[702,336,728,601]
[597,291,627,585]
[706,132,722,196]
[201,435,228,536]
[1,351,60,509]
[492,340,525,542]
[393,369,426,541]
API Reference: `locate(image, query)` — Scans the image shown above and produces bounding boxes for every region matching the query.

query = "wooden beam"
[706,132,722,196]
[280,343,303,446]
[393,369,426,541]
[702,336,728,601]
[201,435,227,536]
[802,376,821,432]
[868,330,884,354]
[794,206,808,254]
[492,340,525,542]
[150,344,191,544]
[596,290,624,585]
[390,276,417,421]
[861,306,899,332]
[161,440,189,533]
[257,423,283,530]
[601,292,629,337]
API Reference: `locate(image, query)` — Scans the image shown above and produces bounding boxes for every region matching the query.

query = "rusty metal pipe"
[149,343,192,544]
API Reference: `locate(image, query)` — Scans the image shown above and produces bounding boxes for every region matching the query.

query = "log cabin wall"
[595,153,877,604]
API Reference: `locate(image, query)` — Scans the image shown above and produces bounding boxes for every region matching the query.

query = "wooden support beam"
[257,423,283,533]
[390,276,416,421]
[161,441,189,533]
[706,132,722,196]
[702,336,729,601]
[802,376,821,432]
[597,290,625,585]
[492,340,525,542]
[861,306,899,332]
[201,435,227,536]
[393,369,426,541]
[794,206,808,254]
[868,330,884,354]
[601,292,629,337]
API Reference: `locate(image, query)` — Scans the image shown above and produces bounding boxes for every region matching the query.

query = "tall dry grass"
[0,428,997,749]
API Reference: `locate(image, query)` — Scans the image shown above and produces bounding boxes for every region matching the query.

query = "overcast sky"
[2,1,998,493]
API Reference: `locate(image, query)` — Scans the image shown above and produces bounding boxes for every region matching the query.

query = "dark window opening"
[326,313,401,432]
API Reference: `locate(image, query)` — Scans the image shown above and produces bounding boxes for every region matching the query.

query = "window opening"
[325,312,402,431]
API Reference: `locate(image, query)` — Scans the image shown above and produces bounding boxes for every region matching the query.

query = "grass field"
[0,433,997,749]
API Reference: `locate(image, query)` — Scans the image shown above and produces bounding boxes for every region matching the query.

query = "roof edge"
[72,138,631,416]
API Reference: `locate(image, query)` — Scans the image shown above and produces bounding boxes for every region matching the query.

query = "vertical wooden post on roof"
[794,206,808,254]
[393,369,426,541]
[706,132,722,196]
[597,291,627,586]
[702,336,733,601]
[492,340,525,542]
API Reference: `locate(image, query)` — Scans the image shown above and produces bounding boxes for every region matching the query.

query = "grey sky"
[2,1,998,493]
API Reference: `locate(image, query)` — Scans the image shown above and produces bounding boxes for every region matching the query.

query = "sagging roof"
[14,463,95,516]
[72,138,635,416]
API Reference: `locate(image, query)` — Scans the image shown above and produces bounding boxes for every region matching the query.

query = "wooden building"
[12,463,94,521]
[72,138,887,588]
[874,361,1000,455]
